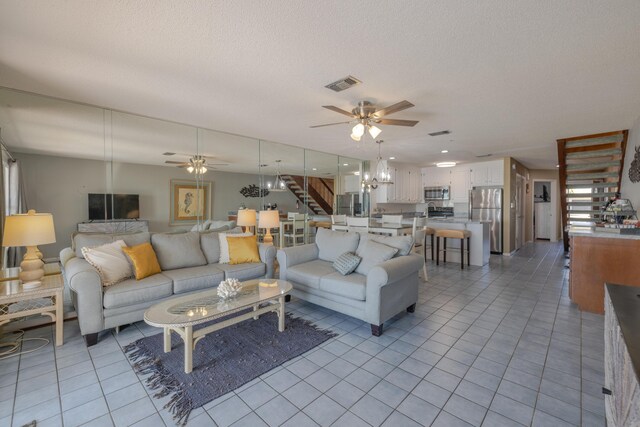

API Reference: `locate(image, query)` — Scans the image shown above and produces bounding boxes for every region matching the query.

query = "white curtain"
[2,153,28,268]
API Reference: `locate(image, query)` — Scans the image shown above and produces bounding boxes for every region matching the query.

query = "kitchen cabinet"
[469,160,504,186]
[451,168,470,202]
[342,174,361,194]
[376,162,421,203]
[421,167,451,188]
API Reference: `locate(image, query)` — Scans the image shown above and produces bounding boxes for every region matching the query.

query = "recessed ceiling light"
[343,163,349,166]
[354,171,360,176]
[441,150,449,154]
[312,167,317,171]
[436,161,456,168]
[556,164,559,168]
[389,156,396,160]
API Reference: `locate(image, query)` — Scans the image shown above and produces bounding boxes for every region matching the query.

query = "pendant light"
[361,140,393,190]
[267,160,287,192]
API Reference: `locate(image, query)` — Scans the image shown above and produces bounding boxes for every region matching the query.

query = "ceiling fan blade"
[165,160,189,165]
[322,106,356,117]
[310,121,352,128]
[206,163,228,166]
[373,100,414,117]
[375,118,419,127]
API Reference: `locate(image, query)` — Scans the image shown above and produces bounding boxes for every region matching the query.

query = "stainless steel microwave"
[424,186,450,200]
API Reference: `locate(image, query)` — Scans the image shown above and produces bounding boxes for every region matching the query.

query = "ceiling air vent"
[428,130,451,137]
[325,75,361,92]
[476,154,492,158]
[162,152,176,156]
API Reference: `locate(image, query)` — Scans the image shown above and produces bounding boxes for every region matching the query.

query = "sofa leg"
[84,333,98,347]
[371,324,384,336]
[406,303,416,313]
[284,295,291,303]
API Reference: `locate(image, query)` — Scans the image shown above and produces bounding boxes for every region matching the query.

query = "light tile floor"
[0,241,606,427]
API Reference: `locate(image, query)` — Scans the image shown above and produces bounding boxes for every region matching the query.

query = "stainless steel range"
[427,207,454,218]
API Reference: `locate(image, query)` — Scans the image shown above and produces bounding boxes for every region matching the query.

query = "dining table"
[331,221,413,236]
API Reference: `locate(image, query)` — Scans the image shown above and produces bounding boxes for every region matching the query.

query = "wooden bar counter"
[569,227,640,314]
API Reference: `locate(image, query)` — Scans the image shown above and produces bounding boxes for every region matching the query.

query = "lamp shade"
[2,210,56,247]
[237,209,257,227]
[258,210,280,229]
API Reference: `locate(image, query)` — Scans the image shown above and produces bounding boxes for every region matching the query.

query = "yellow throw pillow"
[122,242,162,280]
[227,235,261,265]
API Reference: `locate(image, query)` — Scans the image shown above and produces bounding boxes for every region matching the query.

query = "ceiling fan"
[164,153,228,174]
[310,100,419,141]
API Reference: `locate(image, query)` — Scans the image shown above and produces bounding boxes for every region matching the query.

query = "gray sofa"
[60,230,276,346]
[277,228,423,336]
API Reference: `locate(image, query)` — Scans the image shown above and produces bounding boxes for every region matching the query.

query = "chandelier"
[350,120,382,142]
[267,160,287,192]
[362,140,393,191]
[186,155,207,174]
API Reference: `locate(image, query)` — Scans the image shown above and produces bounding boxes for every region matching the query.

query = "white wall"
[18,153,299,258]
[620,115,640,208]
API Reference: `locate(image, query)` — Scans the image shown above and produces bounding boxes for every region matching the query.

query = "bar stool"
[435,229,471,269]
[425,227,435,260]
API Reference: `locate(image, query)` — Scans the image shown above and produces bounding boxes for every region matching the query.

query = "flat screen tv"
[88,194,140,220]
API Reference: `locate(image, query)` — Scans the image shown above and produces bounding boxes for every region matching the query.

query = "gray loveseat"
[277,228,423,336]
[60,230,276,346]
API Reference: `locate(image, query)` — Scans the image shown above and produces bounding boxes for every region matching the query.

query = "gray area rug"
[124,311,336,426]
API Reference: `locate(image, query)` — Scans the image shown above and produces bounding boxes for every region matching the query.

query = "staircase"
[280,175,334,215]
[557,130,629,251]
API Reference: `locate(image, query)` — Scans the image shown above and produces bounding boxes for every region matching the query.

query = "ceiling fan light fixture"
[436,161,456,168]
[350,132,361,142]
[186,165,194,173]
[368,125,382,139]
[352,123,365,137]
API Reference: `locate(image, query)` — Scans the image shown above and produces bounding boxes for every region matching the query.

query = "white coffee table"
[144,279,292,373]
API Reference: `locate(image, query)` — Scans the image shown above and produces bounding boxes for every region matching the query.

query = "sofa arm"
[65,257,105,335]
[365,254,423,326]
[60,247,75,269]
[258,243,277,279]
[276,244,319,281]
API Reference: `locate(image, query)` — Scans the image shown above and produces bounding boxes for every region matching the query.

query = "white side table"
[0,274,64,346]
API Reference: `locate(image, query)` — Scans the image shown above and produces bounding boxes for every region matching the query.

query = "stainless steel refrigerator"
[469,187,503,253]
[336,193,365,216]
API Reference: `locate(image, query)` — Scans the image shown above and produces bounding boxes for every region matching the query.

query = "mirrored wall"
[0,87,364,257]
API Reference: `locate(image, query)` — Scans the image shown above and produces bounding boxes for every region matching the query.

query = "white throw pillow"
[218,231,253,263]
[81,240,133,286]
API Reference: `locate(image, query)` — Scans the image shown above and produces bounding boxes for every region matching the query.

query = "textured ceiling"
[1,0,640,169]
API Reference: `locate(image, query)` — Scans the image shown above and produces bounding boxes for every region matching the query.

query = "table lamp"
[258,210,279,244]
[237,209,257,233]
[2,209,56,284]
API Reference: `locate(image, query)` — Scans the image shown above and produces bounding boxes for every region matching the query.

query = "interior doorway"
[531,179,558,242]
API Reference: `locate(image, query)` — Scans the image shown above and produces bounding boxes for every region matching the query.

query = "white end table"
[0,274,64,346]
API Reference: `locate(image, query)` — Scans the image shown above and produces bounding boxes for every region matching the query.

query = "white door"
[515,174,525,249]
[535,203,551,239]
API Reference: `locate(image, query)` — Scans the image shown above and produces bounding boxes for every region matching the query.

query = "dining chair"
[412,216,429,280]
[382,214,403,224]
[284,213,306,246]
[331,214,347,224]
[346,216,369,233]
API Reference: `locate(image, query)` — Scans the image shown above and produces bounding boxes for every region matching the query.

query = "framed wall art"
[170,179,211,225]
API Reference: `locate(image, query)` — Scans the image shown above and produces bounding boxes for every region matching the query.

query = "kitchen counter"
[423,220,491,266]
[427,218,489,225]
[606,283,640,382]
[569,230,640,313]
[568,226,640,240]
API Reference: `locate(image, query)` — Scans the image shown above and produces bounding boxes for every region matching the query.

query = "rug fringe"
[124,342,193,426]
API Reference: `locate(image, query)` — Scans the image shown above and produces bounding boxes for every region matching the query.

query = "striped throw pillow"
[333,252,362,275]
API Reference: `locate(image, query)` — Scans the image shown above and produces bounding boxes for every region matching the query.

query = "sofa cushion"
[333,252,361,275]
[103,273,173,309]
[315,228,360,263]
[358,233,414,257]
[219,231,252,263]
[122,242,162,280]
[286,259,336,289]
[81,240,133,286]
[216,263,266,281]
[113,232,151,248]
[319,271,367,301]
[162,264,225,294]
[151,232,207,270]
[355,240,398,275]
[228,235,260,264]
[200,232,221,264]
[73,234,113,258]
